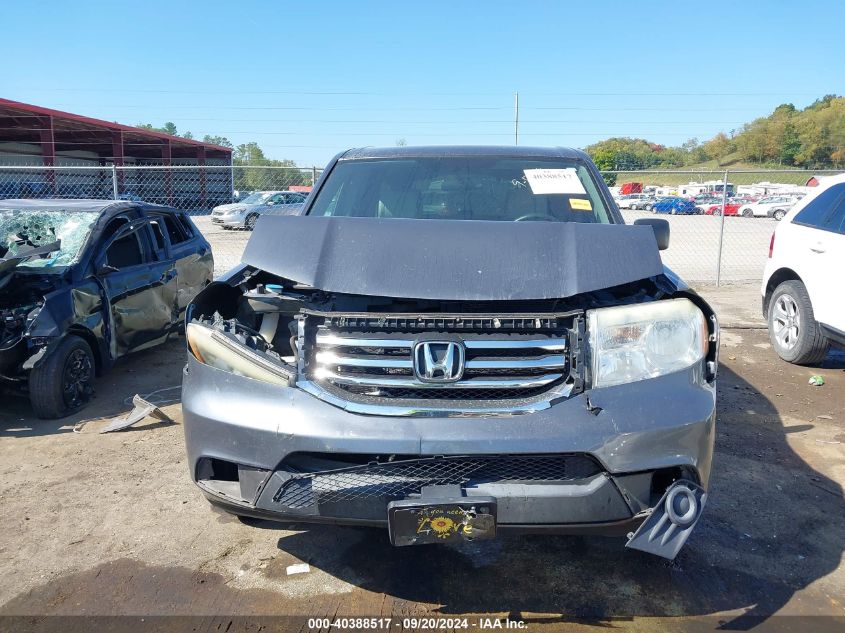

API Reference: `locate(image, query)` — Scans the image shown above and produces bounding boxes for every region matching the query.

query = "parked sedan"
[651,197,699,215]
[740,196,800,220]
[211,191,307,230]
[615,194,651,210]
[691,194,724,213]
[0,199,213,418]
[705,202,743,216]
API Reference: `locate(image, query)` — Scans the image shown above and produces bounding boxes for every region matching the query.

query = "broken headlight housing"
[587,298,707,388]
[186,322,294,386]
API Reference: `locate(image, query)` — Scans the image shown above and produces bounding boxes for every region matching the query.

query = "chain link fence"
[1,164,841,284]
[603,168,843,285]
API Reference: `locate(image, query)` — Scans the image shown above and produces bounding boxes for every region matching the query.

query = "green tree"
[203,135,234,148]
[232,142,305,190]
[234,142,266,163]
[703,133,732,165]
[136,121,194,139]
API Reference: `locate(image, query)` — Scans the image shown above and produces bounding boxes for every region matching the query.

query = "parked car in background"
[233,190,254,203]
[691,194,727,213]
[211,191,307,230]
[762,175,845,364]
[652,197,699,215]
[740,196,800,220]
[705,202,743,216]
[183,145,719,561]
[636,195,660,211]
[615,193,651,210]
[0,199,213,418]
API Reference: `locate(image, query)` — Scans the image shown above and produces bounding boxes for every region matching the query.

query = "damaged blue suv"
[181,146,718,559]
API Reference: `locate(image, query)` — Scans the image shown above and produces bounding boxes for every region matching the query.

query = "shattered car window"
[309,157,613,223]
[0,209,99,268]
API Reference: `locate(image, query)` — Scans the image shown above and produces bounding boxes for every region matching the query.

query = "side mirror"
[96,263,120,276]
[634,218,670,251]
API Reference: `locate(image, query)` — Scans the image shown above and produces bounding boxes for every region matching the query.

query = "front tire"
[773,209,786,221]
[245,213,258,231]
[28,335,95,419]
[768,280,829,365]
[742,208,753,218]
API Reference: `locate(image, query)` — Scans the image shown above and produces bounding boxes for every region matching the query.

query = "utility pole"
[514,92,519,146]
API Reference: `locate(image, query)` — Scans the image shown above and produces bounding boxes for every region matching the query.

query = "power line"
[17,88,826,97]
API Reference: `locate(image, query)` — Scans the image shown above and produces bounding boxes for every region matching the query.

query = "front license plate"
[388,499,496,546]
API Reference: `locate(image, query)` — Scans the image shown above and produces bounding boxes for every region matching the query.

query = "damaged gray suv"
[182,146,719,559]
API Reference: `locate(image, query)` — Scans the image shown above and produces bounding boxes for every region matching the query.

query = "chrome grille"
[303,316,573,409]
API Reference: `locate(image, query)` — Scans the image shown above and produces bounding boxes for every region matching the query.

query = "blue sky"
[3,0,843,166]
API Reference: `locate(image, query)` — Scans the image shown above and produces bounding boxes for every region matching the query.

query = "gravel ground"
[1,287,843,630]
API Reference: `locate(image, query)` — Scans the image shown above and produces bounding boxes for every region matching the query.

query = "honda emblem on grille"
[413,341,465,383]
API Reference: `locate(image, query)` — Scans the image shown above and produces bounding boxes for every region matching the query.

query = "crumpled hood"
[241,216,665,301]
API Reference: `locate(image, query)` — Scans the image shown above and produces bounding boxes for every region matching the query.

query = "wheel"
[630,204,638,210]
[245,213,259,230]
[772,209,786,221]
[645,204,653,211]
[222,225,231,231]
[28,335,95,419]
[712,209,721,216]
[670,208,677,215]
[767,280,829,365]
[742,209,753,218]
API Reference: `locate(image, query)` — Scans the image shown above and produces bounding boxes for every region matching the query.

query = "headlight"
[587,298,707,388]
[186,322,294,386]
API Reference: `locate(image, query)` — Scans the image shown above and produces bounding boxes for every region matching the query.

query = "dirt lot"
[1,287,844,631]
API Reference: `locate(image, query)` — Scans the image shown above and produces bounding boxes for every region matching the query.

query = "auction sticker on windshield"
[524,168,587,195]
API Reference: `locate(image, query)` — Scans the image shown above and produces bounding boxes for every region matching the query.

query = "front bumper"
[210,214,246,227]
[181,354,716,532]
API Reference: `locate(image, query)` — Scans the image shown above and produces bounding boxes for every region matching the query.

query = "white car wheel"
[772,293,801,351]
[768,281,829,364]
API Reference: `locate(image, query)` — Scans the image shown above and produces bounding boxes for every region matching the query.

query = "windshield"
[0,209,98,269]
[242,192,273,204]
[309,157,613,223]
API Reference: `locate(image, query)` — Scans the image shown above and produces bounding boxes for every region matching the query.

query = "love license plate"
[388,499,496,546]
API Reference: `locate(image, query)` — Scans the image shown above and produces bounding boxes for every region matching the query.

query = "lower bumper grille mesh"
[272,454,602,509]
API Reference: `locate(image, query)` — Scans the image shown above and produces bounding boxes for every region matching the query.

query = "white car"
[762,175,845,364]
[615,194,651,210]
[740,195,800,220]
[211,191,306,230]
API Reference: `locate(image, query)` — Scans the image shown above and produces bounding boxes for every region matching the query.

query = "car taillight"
[768,232,775,258]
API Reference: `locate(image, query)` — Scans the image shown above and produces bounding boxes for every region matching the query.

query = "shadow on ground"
[0,339,186,438]
[255,361,845,626]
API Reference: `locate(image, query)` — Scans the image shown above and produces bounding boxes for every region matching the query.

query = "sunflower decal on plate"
[429,516,455,537]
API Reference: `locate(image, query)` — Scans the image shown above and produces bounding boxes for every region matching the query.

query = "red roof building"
[0,98,233,208]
